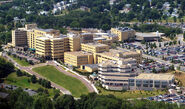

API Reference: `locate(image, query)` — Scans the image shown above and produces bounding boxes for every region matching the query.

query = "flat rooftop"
[37,34,67,40]
[35,28,55,32]
[65,51,92,56]
[103,34,118,37]
[115,27,134,32]
[82,43,108,47]
[135,73,174,80]
[136,32,164,37]
[97,49,139,58]
[99,60,132,68]
[83,64,98,69]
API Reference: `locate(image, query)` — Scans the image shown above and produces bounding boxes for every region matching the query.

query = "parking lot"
[139,59,172,73]
[147,93,185,104]
[122,43,185,67]
[147,87,185,105]
[145,46,185,66]
[0,83,37,96]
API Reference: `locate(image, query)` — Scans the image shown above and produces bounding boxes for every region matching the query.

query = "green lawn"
[33,65,89,97]
[97,87,166,99]
[4,72,58,97]
[10,55,30,66]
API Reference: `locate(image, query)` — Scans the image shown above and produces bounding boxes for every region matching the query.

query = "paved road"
[4,53,96,94]
[4,53,71,95]
[31,61,96,93]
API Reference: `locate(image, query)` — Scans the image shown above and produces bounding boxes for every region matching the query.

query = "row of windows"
[130,83,168,88]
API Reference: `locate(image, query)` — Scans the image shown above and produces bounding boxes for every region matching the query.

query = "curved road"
[4,53,97,95]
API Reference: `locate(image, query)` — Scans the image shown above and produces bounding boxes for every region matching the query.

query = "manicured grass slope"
[33,65,89,97]
[4,73,57,97]
[10,55,30,66]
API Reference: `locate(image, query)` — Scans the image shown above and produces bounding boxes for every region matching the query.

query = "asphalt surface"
[3,53,96,95]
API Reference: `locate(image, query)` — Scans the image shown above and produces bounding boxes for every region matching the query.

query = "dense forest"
[0,0,184,44]
[0,88,185,109]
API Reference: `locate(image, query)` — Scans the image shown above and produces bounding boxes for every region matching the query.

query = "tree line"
[16,69,51,89]
[1,88,185,109]
[0,56,14,79]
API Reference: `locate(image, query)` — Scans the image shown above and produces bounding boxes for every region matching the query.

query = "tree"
[101,24,110,31]
[0,57,14,78]
[16,69,23,76]
[55,95,75,109]
[70,21,80,29]
[169,65,175,71]
[152,67,157,73]
[31,75,37,83]
[173,16,177,23]
[178,40,181,45]
[34,95,54,109]
[156,2,163,9]
[9,87,33,109]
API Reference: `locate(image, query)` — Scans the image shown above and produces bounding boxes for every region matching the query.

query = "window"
[129,83,135,86]
[143,84,148,87]
[129,79,135,82]
[155,85,160,88]
[136,84,141,87]
[162,85,167,88]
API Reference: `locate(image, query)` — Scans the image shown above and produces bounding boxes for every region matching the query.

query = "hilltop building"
[98,59,138,90]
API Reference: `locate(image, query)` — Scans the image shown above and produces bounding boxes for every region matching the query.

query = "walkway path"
[30,61,97,93]
[3,52,98,95]
[4,53,71,95]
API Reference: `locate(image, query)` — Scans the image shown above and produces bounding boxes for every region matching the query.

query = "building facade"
[98,59,138,90]
[80,33,94,43]
[64,51,93,67]
[95,49,142,64]
[81,43,109,53]
[111,27,135,41]
[12,29,27,47]
[68,34,81,51]
[129,73,174,90]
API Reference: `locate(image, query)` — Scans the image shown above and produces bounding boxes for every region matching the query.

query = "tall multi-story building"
[35,33,81,61]
[98,59,138,90]
[129,73,174,90]
[27,28,60,49]
[81,43,109,53]
[11,24,82,61]
[64,51,93,67]
[12,29,27,47]
[35,34,70,60]
[111,27,135,41]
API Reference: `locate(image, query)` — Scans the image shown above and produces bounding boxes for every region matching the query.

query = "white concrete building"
[98,59,138,90]
[129,73,174,90]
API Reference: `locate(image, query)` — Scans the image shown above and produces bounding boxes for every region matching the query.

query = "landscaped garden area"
[96,86,166,99]
[32,65,89,97]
